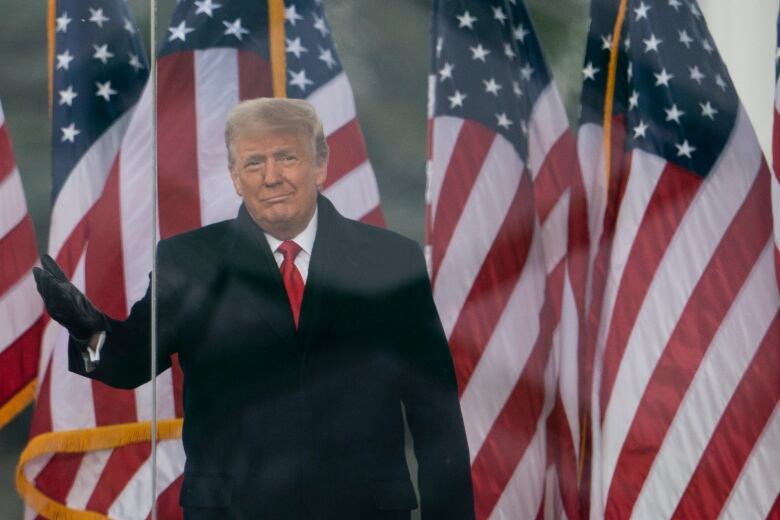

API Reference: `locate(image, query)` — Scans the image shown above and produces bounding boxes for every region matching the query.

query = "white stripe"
[633,243,778,519]
[48,108,135,257]
[65,450,111,510]
[0,168,28,238]
[306,72,357,136]
[135,367,176,422]
[118,82,154,308]
[601,107,762,495]
[491,343,558,520]
[460,225,546,461]
[195,48,242,227]
[321,161,380,221]
[49,253,96,432]
[719,402,780,519]
[22,452,53,487]
[576,123,608,277]
[0,273,43,353]
[558,273,580,459]
[428,116,464,223]
[108,438,185,519]
[774,79,780,112]
[528,83,569,180]
[772,166,780,257]
[540,191,569,274]
[433,134,524,338]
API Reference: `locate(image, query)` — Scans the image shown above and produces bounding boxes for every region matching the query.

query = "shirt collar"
[264,206,318,257]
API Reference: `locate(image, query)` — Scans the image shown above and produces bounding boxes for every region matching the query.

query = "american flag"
[18,0,382,518]
[0,98,44,430]
[581,1,780,518]
[427,1,581,518]
[773,5,780,291]
[157,0,383,237]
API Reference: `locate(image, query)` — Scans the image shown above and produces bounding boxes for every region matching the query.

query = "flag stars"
[286,37,308,58]
[629,90,639,109]
[88,7,109,28]
[715,74,727,90]
[700,101,718,119]
[520,120,529,135]
[504,43,516,59]
[457,10,477,29]
[58,86,77,106]
[643,33,662,53]
[634,1,650,20]
[668,0,682,9]
[492,6,507,25]
[55,12,71,33]
[582,61,599,80]
[95,81,117,101]
[512,81,522,97]
[60,123,80,143]
[223,18,250,40]
[601,34,612,51]
[483,78,502,96]
[438,62,454,81]
[56,49,74,70]
[690,3,702,18]
[514,24,529,42]
[689,65,705,84]
[675,139,696,158]
[128,52,144,71]
[435,37,444,58]
[285,5,303,26]
[194,0,221,17]
[496,113,512,129]
[313,15,329,37]
[123,18,136,34]
[470,44,490,62]
[168,21,194,42]
[92,44,114,64]
[318,47,337,69]
[665,104,684,124]
[633,120,648,138]
[448,90,467,108]
[520,63,534,81]
[701,39,714,54]
[679,29,693,48]
[654,68,673,86]
[289,69,313,91]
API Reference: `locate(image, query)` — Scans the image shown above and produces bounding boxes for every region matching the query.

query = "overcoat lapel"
[226,204,299,354]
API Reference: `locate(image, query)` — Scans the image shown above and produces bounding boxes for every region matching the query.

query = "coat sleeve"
[68,239,181,389]
[398,241,475,519]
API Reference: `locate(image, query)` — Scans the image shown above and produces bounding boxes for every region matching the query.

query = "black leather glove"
[32,254,109,340]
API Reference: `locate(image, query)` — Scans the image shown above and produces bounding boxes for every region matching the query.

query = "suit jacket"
[70,195,474,519]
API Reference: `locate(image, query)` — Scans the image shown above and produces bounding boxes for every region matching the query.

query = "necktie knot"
[277,240,301,262]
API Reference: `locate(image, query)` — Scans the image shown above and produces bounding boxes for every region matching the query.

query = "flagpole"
[149,0,159,517]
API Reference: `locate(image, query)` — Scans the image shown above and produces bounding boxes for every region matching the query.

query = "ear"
[314,158,327,190]
[229,167,243,197]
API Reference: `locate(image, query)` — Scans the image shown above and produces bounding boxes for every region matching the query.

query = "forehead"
[233,127,310,155]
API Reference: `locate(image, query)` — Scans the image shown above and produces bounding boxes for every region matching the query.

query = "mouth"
[261,193,293,204]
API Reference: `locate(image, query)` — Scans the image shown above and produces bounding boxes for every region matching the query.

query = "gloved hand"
[32,254,109,340]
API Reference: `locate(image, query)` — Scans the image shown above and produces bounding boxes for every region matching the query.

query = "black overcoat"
[69,195,475,519]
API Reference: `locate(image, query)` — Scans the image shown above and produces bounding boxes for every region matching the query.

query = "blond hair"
[225,97,329,168]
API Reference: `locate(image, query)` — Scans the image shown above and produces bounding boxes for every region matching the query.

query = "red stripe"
[158,53,202,239]
[85,156,136,427]
[149,475,184,520]
[33,452,85,505]
[322,119,369,189]
[0,318,42,406]
[767,493,780,520]
[546,391,580,520]
[357,206,385,228]
[605,162,773,519]
[0,215,37,295]
[430,121,496,282]
[772,110,780,176]
[0,123,15,182]
[28,356,52,438]
[237,49,273,101]
[599,163,702,420]
[533,131,576,224]
[86,443,152,513]
[171,354,185,418]
[449,171,536,395]
[672,310,780,520]
[470,261,565,519]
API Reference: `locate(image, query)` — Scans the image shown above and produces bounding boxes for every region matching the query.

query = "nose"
[263,159,283,186]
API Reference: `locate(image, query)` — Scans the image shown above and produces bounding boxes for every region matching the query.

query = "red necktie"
[277,240,304,328]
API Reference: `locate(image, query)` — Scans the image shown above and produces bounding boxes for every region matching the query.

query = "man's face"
[229,128,326,240]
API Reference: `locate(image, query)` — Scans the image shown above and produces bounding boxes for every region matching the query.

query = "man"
[34,98,474,519]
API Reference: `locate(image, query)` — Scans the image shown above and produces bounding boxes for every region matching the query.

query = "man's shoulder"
[157,218,235,258]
